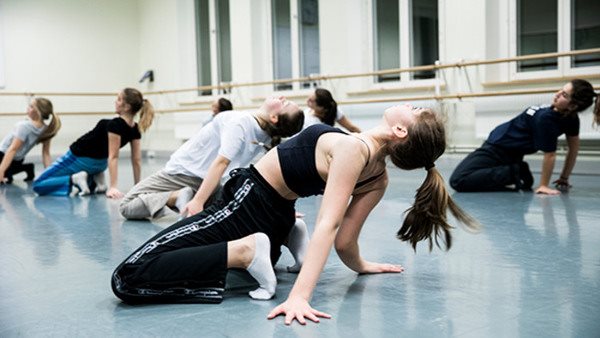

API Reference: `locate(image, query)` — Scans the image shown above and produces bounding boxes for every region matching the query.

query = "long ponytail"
[398,167,478,250]
[122,88,155,133]
[390,110,480,251]
[138,99,155,133]
[35,98,62,144]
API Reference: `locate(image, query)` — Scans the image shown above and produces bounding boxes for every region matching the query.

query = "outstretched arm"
[536,151,560,195]
[130,139,142,184]
[553,135,579,190]
[106,132,123,198]
[335,183,404,274]
[337,116,361,133]
[182,155,230,216]
[0,138,24,183]
[41,140,52,167]
[268,138,367,325]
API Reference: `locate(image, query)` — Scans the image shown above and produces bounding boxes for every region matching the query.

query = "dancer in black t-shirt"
[33,88,155,198]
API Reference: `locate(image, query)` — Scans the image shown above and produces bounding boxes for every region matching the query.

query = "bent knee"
[32,181,45,195]
[119,201,144,219]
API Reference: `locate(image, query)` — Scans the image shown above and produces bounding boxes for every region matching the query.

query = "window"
[512,0,600,76]
[0,12,4,88]
[373,0,439,83]
[195,0,232,95]
[571,0,600,68]
[271,0,320,91]
[517,0,558,71]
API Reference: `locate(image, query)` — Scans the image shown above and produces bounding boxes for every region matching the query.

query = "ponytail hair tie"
[425,163,435,170]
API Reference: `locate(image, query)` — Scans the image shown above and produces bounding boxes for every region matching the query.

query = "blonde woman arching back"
[0,98,61,184]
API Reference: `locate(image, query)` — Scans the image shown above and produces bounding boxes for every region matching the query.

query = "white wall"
[136,0,198,151]
[0,0,141,154]
[1,0,598,159]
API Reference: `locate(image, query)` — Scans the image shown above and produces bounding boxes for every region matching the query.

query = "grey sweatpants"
[119,170,205,220]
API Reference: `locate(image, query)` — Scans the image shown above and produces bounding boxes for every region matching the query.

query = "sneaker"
[71,171,90,196]
[518,161,534,190]
[92,171,107,194]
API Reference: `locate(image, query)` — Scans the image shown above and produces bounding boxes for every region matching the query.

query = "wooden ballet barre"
[337,86,600,105]
[0,111,116,116]
[5,85,598,117]
[0,91,117,96]
[438,48,600,69]
[0,48,598,98]
[152,48,600,93]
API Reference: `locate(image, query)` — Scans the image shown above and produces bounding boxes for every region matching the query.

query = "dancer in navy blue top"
[112,104,479,326]
[450,79,599,195]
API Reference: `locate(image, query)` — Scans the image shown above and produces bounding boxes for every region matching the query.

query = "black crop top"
[277,124,346,197]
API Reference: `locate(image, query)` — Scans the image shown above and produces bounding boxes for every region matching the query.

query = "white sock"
[247,233,276,300]
[174,187,194,212]
[93,171,107,194]
[285,218,309,273]
[71,171,90,196]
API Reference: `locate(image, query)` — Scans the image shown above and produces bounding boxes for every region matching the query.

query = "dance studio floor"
[1,154,599,337]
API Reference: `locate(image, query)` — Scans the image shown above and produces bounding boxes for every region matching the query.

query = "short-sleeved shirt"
[486,105,579,154]
[0,120,46,161]
[164,111,270,179]
[69,117,141,159]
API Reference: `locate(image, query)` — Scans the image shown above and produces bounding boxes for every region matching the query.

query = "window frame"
[0,11,5,89]
[368,0,444,89]
[508,0,600,80]
[195,0,232,96]
[268,0,320,92]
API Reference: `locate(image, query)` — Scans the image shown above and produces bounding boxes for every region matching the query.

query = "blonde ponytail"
[34,98,62,144]
[137,99,155,133]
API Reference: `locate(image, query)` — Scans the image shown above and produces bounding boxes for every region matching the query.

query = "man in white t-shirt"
[119,97,304,220]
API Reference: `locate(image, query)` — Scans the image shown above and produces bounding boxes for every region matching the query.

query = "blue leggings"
[33,150,107,196]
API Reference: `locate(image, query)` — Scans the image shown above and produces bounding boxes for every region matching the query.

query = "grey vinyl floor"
[1,154,599,337]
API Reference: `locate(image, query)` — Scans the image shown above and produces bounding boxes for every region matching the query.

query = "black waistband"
[229,166,295,207]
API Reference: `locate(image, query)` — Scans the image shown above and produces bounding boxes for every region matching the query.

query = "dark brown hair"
[569,79,599,125]
[217,98,233,112]
[389,110,479,250]
[264,109,305,149]
[314,88,337,126]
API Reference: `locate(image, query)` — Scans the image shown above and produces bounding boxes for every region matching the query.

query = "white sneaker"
[71,171,90,196]
[93,171,107,194]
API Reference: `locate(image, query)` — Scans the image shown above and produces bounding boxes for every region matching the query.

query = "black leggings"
[450,142,525,192]
[0,152,34,183]
[111,166,296,304]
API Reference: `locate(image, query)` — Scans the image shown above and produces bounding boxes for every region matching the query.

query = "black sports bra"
[277,124,384,197]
